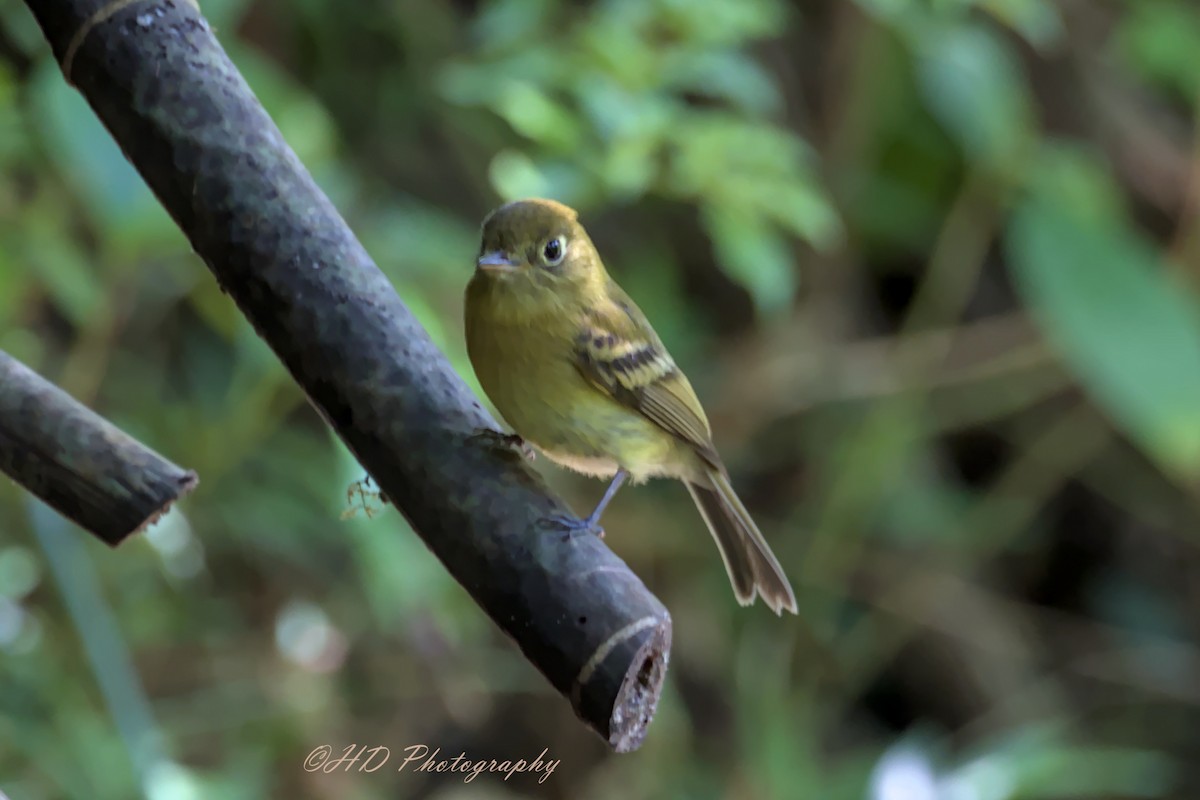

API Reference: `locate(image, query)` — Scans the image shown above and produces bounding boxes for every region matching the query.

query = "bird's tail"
[686,469,798,615]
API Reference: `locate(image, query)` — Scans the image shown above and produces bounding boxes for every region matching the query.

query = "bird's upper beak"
[476,251,519,272]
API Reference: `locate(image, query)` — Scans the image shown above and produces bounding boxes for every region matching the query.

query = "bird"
[464,198,797,615]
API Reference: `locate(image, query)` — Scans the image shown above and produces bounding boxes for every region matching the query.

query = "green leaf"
[917,24,1033,167]
[23,216,103,327]
[1007,198,1200,481]
[473,0,555,51]
[1119,0,1200,102]
[702,202,796,315]
[488,150,589,203]
[979,0,1065,48]
[756,179,843,252]
[661,51,782,115]
[491,81,585,151]
[658,0,785,44]
[28,62,175,248]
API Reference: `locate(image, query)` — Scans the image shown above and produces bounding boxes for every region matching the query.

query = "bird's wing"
[573,281,721,467]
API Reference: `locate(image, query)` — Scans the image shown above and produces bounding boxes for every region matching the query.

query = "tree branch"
[0,350,197,545]
[24,0,671,751]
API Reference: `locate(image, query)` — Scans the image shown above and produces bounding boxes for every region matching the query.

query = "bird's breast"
[464,301,684,481]
[465,307,580,444]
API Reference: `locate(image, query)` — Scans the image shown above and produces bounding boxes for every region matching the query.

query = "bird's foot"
[539,513,605,541]
[469,428,536,461]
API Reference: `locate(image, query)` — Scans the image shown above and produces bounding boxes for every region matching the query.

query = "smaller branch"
[0,350,198,545]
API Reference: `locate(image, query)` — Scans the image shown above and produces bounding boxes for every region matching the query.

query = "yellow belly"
[465,314,683,482]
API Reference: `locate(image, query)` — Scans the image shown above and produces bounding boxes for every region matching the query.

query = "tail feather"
[686,482,757,605]
[687,470,798,615]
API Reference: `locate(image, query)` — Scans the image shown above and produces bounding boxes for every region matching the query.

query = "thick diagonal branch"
[0,350,197,545]
[24,0,670,751]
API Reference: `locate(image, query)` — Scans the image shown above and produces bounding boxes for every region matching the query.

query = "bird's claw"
[540,514,605,541]
[469,428,536,461]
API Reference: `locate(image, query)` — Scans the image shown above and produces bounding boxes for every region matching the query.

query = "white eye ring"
[542,236,567,266]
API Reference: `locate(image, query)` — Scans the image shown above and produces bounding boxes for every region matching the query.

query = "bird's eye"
[542,236,566,266]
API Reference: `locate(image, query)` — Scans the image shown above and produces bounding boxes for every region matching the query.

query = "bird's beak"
[476,252,519,272]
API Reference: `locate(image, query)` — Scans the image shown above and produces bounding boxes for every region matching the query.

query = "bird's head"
[472,198,605,314]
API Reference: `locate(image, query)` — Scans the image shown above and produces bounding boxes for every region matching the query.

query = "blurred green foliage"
[441,0,841,311]
[2,0,1200,798]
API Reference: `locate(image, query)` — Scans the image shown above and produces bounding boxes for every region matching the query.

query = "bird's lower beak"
[476,252,519,272]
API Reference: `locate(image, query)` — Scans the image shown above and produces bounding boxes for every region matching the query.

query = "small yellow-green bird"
[465,198,797,615]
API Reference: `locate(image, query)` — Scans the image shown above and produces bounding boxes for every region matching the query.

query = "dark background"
[2,0,1199,797]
